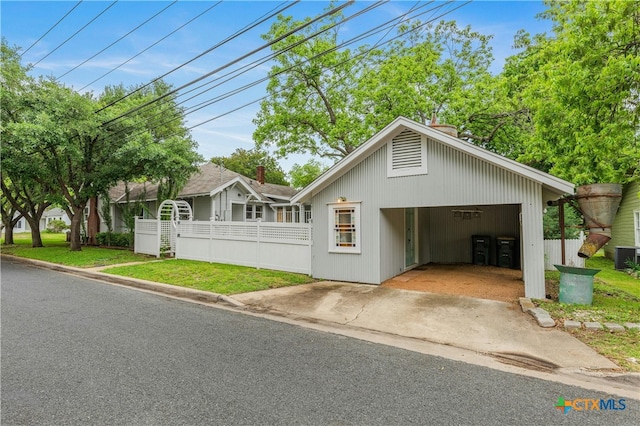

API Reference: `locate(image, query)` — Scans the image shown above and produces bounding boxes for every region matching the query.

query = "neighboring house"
[290,117,574,299]
[604,179,640,259]
[39,207,71,230]
[7,207,71,234]
[108,162,306,233]
[10,212,29,234]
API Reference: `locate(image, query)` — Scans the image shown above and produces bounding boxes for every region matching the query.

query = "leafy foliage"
[542,205,582,239]
[211,148,288,185]
[253,10,524,161]
[1,40,202,250]
[95,232,133,248]
[288,159,328,189]
[509,0,640,184]
[45,219,69,233]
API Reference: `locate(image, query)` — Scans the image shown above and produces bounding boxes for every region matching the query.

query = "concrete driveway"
[234,281,619,372]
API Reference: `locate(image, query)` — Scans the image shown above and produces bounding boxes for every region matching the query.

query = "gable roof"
[110,162,297,203]
[292,116,575,203]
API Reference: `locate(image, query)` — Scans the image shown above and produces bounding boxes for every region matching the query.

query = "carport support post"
[559,200,566,265]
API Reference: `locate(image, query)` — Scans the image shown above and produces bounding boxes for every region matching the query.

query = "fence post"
[209,220,213,263]
[256,219,261,270]
[156,217,161,258]
[134,216,138,254]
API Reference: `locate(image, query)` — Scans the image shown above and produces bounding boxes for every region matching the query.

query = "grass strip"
[103,259,315,294]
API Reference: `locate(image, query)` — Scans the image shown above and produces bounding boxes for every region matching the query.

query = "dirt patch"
[381,264,524,303]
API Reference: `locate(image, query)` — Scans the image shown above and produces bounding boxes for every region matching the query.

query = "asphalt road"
[1,258,637,425]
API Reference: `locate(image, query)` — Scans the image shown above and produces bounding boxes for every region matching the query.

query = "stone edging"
[518,297,640,332]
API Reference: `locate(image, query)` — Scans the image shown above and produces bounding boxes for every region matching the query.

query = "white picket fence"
[135,218,312,274]
[544,234,585,270]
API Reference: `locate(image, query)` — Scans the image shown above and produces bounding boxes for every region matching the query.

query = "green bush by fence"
[96,232,133,248]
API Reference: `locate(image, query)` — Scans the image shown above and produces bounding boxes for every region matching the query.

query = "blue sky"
[1,1,552,172]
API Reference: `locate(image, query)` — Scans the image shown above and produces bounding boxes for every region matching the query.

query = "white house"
[109,162,307,233]
[7,207,71,234]
[291,117,574,299]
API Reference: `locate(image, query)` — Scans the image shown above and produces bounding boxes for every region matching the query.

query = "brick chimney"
[429,112,458,137]
[256,165,265,185]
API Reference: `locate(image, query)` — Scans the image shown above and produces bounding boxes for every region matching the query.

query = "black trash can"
[472,235,491,265]
[496,237,516,268]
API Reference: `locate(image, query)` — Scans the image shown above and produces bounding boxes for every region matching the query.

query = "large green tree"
[211,148,289,185]
[509,0,639,184]
[253,9,523,161]
[2,40,202,250]
[0,39,54,247]
[288,159,328,189]
[253,9,375,160]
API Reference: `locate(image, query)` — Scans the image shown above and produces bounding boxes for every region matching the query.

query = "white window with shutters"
[387,129,427,177]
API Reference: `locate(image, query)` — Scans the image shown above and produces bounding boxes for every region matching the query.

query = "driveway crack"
[344,304,366,325]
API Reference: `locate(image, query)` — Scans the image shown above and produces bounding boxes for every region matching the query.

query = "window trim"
[245,204,264,221]
[328,202,361,254]
[634,211,640,247]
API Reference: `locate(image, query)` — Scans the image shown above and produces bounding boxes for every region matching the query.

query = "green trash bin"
[554,265,600,305]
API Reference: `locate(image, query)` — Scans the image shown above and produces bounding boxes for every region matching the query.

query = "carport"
[291,117,574,299]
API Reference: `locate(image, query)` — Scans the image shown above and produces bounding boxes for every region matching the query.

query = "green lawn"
[1,232,151,267]
[2,232,314,294]
[103,259,315,294]
[539,253,640,371]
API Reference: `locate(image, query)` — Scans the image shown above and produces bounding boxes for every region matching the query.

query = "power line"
[103,0,387,142]
[78,1,222,92]
[57,1,178,80]
[31,1,118,67]
[96,0,300,114]
[188,2,471,133]
[19,0,83,58]
[101,0,354,126]
[102,1,457,144]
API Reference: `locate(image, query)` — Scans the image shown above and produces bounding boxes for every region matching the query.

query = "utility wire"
[32,1,118,67]
[101,0,354,126]
[103,0,449,143]
[103,1,453,143]
[19,0,83,58]
[78,1,222,92]
[121,0,437,131]
[188,2,471,132]
[96,0,299,113]
[57,1,178,80]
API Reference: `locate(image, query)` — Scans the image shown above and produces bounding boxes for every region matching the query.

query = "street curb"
[1,255,245,308]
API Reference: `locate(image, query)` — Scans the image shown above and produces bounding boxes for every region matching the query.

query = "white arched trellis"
[157,200,193,256]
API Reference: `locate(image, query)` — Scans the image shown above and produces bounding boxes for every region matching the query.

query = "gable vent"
[387,130,427,177]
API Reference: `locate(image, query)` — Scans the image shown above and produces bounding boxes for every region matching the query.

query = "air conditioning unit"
[614,246,640,270]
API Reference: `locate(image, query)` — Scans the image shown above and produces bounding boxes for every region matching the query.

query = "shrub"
[46,219,69,233]
[96,232,133,248]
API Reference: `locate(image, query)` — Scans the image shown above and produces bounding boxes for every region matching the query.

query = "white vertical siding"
[380,209,405,281]
[425,205,520,264]
[310,133,549,297]
[544,237,585,270]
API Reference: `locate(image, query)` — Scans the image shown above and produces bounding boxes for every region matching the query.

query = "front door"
[405,208,416,268]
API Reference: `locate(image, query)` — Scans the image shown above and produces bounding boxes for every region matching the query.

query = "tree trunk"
[87,196,100,245]
[3,224,15,245]
[69,207,83,251]
[26,216,43,247]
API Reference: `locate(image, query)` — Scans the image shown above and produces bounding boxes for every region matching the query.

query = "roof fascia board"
[292,117,574,203]
[209,176,263,200]
[291,117,407,203]
[262,193,293,201]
